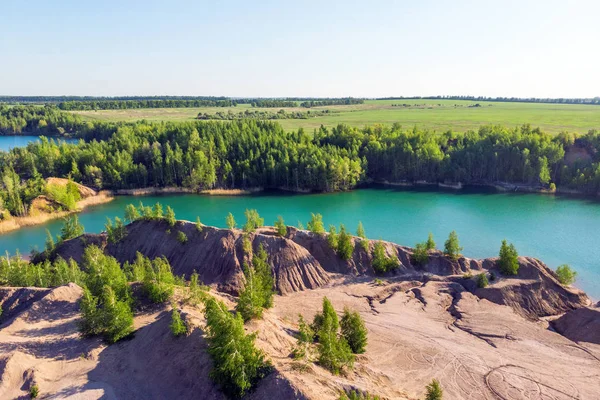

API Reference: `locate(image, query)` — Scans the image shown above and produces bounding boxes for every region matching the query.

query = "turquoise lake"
[1,187,599,299]
[0,135,78,152]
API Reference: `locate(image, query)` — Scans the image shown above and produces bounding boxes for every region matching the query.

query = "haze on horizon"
[1,0,599,99]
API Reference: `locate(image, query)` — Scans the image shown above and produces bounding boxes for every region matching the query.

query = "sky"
[1,0,599,98]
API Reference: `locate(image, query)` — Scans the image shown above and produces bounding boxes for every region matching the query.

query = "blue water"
[0,135,78,152]
[1,187,599,299]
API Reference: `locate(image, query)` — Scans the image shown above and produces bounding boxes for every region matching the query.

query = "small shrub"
[307,213,325,234]
[556,264,577,285]
[142,257,176,303]
[444,231,462,260]
[337,225,354,260]
[165,206,176,227]
[170,308,187,337]
[195,216,203,232]
[226,212,236,229]
[339,390,381,400]
[59,215,84,242]
[152,202,164,219]
[340,307,368,354]
[124,203,140,223]
[292,314,314,360]
[177,231,188,244]
[476,273,488,288]
[243,209,264,233]
[105,216,127,244]
[425,379,443,400]
[412,242,429,265]
[371,241,399,274]
[29,384,39,399]
[426,232,436,250]
[274,215,287,236]
[498,240,519,275]
[327,225,338,250]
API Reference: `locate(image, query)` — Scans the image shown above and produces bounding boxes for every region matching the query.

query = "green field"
[74,99,600,134]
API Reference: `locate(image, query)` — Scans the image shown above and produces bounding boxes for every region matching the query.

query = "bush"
[426,232,436,250]
[165,206,176,227]
[177,230,188,244]
[339,390,381,400]
[444,231,462,260]
[292,314,314,360]
[556,264,577,285]
[105,216,127,243]
[29,384,39,399]
[371,241,399,274]
[152,202,163,219]
[195,216,203,232]
[327,225,338,249]
[170,308,187,337]
[425,379,443,400]
[412,242,429,265]
[307,213,325,234]
[274,215,287,236]
[204,297,269,398]
[498,240,519,275]
[59,215,84,242]
[45,180,81,211]
[124,203,140,223]
[476,273,488,288]
[340,307,367,354]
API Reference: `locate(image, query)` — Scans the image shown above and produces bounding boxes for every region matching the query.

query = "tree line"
[299,98,364,107]
[196,109,331,120]
[56,99,238,111]
[377,95,600,105]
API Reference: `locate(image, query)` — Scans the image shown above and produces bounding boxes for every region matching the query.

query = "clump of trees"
[556,264,577,285]
[327,224,355,260]
[204,296,270,398]
[371,241,399,274]
[0,253,84,287]
[498,240,519,275]
[237,245,274,321]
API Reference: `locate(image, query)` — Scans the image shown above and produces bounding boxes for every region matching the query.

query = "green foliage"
[340,308,368,354]
[556,264,577,285]
[124,203,140,223]
[176,230,188,244]
[0,254,85,288]
[226,212,236,229]
[170,307,187,337]
[339,390,381,400]
[498,240,519,275]
[274,215,287,236]
[195,216,203,232]
[204,296,269,398]
[371,241,399,274]
[243,209,264,233]
[142,256,176,303]
[79,284,134,344]
[45,180,81,211]
[44,229,55,255]
[152,202,163,219]
[292,314,314,360]
[412,242,429,266]
[29,384,39,399]
[83,245,130,300]
[356,221,366,239]
[237,245,273,321]
[105,216,127,244]
[327,225,338,250]
[476,273,489,288]
[307,213,325,235]
[444,231,462,260]
[297,221,305,230]
[426,232,436,250]
[315,297,354,374]
[187,270,207,305]
[59,215,84,242]
[425,379,443,400]
[165,205,176,227]
[337,224,354,260]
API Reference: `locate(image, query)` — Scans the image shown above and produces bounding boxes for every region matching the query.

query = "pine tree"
[237,261,264,321]
[337,224,354,260]
[292,314,314,360]
[340,307,368,354]
[152,202,163,219]
[327,225,338,250]
[243,209,264,233]
[165,205,176,226]
[444,231,462,260]
[44,229,55,254]
[59,215,84,242]
[498,240,519,275]
[356,221,366,239]
[204,297,268,398]
[170,307,187,337]
[316,298,354,374]
[124,203,140,223]
[99,285,134,343]
[371,241,399,274]
[226,212,236,229]
[426,232,436,250]
[142,257,175,303]
[307,213,325,234]
[274,215,287,236]
[253,244,274,309]
[195,216,203,232]
[425,379,443,400]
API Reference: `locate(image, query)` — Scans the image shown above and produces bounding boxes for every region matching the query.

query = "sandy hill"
[1,221,599,399]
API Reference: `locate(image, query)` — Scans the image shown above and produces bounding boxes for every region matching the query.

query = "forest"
[2,105,600,220]
[378,95,600,105]
[196,109,332,120]
[299,99,364,107]
[56,99,238,111]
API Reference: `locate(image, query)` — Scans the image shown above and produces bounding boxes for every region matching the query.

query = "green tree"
[292,314,314,360]
[371,241,399,274]
[142,256,176,303]
[243,209,264,233]
[498,240,519,275]
[556,264,577,285]
[195,216,203,232]
[274,215,287,236]
[356,222,366,239]
[204,297,268,398]
[98,285,134,343]
[412,242,429,265]
[337,224,354,260]
[327,225,338,250]
[316,297,354,374]
[307,213,325,234]
[226,212,236,229]
[444,231,462,260]
[44,229,55,254]
[538,156,551,185]
[476,272,489,288]
[425,379,443,400]
[237,245,273,320]
[124,203,140,223]
[165,205,176,226]
[170,307,187,337]
[340,307,367,354]
[152,202,163,219]
[105,216,127,244]
[426,232,436,250]
[59,215,84,242]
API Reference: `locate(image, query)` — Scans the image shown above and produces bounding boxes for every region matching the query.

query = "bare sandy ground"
[1,278,599,399]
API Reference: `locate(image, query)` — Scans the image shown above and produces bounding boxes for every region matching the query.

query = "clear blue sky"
[2,0,599,98]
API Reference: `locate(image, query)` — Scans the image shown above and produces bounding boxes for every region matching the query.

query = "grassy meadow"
[73,99,600,135]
